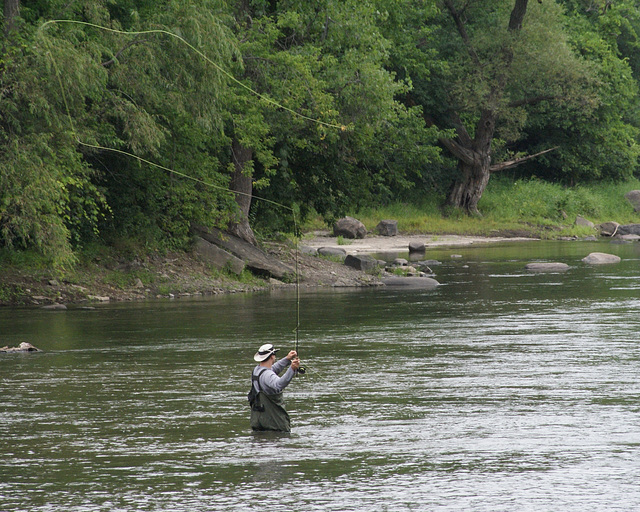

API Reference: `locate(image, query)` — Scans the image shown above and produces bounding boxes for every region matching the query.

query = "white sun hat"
[254,343,279,362]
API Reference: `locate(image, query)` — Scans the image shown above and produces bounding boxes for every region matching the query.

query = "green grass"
[352,197,530,236]
[479,177,640,224]
[338,178,640,239]
[101,269,156,290]
[0,283,26,303]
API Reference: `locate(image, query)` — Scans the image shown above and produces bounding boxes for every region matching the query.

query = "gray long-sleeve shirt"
[253,357,295,395]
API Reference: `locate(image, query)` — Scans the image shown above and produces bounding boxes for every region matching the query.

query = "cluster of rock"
[304,216,441,289]
[571,190,640,241]
[333,216,398,239]
[309,247,440,289]
[192,218,432,287]
[575,216,640,240]
[529,249,623,271]
[524,251,622,273]
[310,203,640,283]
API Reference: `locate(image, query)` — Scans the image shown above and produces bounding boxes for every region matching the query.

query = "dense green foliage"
[2,0,640,266]
[515,0,640,183]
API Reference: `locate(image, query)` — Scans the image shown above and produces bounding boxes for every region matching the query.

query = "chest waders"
[250,369,291,433]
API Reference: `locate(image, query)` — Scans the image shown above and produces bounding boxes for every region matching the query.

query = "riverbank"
[0,231,537,307]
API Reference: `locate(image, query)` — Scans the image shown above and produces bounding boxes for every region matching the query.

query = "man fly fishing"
[249,343,301,433]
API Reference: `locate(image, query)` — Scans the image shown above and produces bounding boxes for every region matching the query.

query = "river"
[1,240,640,511]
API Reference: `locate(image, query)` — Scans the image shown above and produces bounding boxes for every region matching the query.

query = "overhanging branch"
[490,146,558,173]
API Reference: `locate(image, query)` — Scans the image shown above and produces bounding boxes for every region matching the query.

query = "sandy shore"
[302,232,536,256]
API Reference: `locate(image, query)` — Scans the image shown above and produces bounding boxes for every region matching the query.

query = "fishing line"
[39,19,347,132]
[37,18,346,360]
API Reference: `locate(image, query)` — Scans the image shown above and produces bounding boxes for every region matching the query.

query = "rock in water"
[582,252,621,264]
[382,276,439,289]
[525,262,570,272]
[1,342,41,353]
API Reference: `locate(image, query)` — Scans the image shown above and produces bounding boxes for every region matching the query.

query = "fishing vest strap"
[253,367,268,392]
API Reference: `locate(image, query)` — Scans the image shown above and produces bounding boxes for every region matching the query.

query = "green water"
[2,240,640,511]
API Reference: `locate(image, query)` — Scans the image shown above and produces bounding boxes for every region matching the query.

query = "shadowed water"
[2,240,640,511]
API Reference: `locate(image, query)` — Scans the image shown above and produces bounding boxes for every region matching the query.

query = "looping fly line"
[39,19,347,132]
[38,18,347,347]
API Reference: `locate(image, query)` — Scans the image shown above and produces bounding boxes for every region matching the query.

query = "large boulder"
[191,225,295,280]
[382,276,440,289]
[376,219,398,237]
[317,247,347,260]
[624,190,640,212]
[617,224,640,236]
[298,245,318,256]
[597,221,620,237]
[575,215,594,228]
[333,217,367,239]
[193,237,245,275]
[345,254,378,271]
[408,241,426,253]
[582,252,621,264]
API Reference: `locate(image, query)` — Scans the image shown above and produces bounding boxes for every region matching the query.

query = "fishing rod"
[294,229,306,375]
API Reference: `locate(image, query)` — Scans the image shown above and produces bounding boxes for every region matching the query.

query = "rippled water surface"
[2,240,640,511]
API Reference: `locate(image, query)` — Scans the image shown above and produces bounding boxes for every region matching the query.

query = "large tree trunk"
[3,0,19,36]
[447,155,491,216]
[228,138,257,246]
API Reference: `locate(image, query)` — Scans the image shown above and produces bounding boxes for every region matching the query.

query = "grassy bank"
[337,178,640,238]
[2,178,640,306]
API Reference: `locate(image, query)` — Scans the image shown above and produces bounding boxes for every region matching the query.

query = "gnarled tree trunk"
[228,138,257,246]
[447,155,491,216]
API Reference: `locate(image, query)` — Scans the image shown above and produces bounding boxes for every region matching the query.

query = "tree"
[1,0,240,263]
[441,0,530,214]
[516,0,640,184]
[233,0,441,232]
[0,0,88,266]
[412,0,600,214]
[85,0,240,248]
